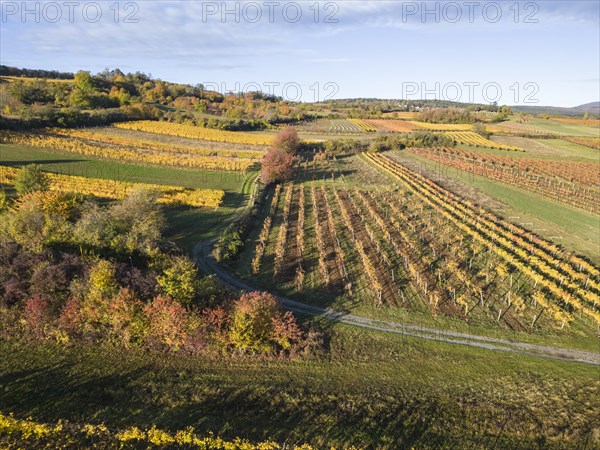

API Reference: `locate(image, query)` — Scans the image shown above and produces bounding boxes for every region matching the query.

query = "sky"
[1,0,599,106]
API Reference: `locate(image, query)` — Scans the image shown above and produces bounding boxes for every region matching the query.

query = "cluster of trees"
[418,107,474,124]
[0,65,74,79]
[316,131,456,156]
[260,128,300,184]
[313,99,510,118]
[0,171,317,356]
[1,66,310,130]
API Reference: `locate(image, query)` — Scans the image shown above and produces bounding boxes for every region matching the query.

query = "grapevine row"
[364,153,600,325]
[0,166,224,208]
[274,184,294,277]
[311,186,330,286]
[251,184,282,275]
[114,121,272,146]
[1,131,255,172]
[331,188,384,304]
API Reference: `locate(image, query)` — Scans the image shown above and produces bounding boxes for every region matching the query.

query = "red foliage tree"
[272,127,300,154]
[58,298,83,335]
[143,295,190,352]
[261,148,295,185]
[229,291,303,354]
[22,295,51,340]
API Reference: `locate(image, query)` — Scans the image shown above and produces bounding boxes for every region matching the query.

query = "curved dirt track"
[194,240,600,367]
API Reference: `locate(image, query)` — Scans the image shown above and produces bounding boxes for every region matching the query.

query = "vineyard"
[488,121,562,137]
[407,147,600,213]
[113,120,273,145]
[51,128,266,159]
[242,158,600,334]
[348,119,379,132]
[0,166,224,208]
[550,117,600,127]
[364,119,422,133]
[0,130,259,171]
[0,411,312,449]
[328,119,363,133]
[409,122,474,131]
[445,131,524,151]
[563,136,600,150]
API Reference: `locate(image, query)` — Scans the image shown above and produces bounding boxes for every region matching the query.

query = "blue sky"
[1,0,598,106]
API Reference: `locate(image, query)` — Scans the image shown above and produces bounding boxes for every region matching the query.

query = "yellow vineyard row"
[0,166,224,208]
[445,131,523,151]
[0,411,315,449]
[51,128,266,160]
[114,120,273,146]
[0,131,256,172]
[409,122,474,131]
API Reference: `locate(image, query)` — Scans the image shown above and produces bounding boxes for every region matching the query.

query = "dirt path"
[194,240,600,367]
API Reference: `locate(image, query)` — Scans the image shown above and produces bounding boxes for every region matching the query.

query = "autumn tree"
[261,147,295,184]
[228,291,303,354]
[272,127,300,154]
[144,295,190,351]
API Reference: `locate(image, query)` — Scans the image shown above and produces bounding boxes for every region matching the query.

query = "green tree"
[14,164,50,195]
[107,188,165,253]
[156,256,198,306]
[473,122,489,138]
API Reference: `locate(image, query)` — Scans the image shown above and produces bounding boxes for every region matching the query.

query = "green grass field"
[1,323,597,449]
[526,117,600,137]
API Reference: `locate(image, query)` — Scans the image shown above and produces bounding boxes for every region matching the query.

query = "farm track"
[193,239,600,366]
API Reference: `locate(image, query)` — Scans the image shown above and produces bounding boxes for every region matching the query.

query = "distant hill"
[512,102,599,116]
[572,102,600,114]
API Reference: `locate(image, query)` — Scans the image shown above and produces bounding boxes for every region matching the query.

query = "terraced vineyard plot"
[364,119,422,132]
[0,129,259,171]
[114,120,273,145]
[328,119,363,133]
[408,147,600,214]
[0,166,224,208]
[241,164,599,334]
[550,117,600,127]
[364,152,600,332]
[52,127,266,159]
[382,111,420,120]
[488,121,563,137]
[445,131,524,151]
[563,136,600,150]
[409,122,474,131]
[348,118,379,132]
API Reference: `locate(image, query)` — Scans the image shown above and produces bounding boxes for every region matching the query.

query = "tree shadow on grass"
[0,159,86,167]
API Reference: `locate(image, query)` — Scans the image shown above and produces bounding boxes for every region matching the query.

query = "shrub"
[261,147,295,184]
[229,291,303,354]
[105,288,146,347]
[22,295,51,340]
[144,295,190,352]
[156,256,198,306]
[14,164,50,195]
